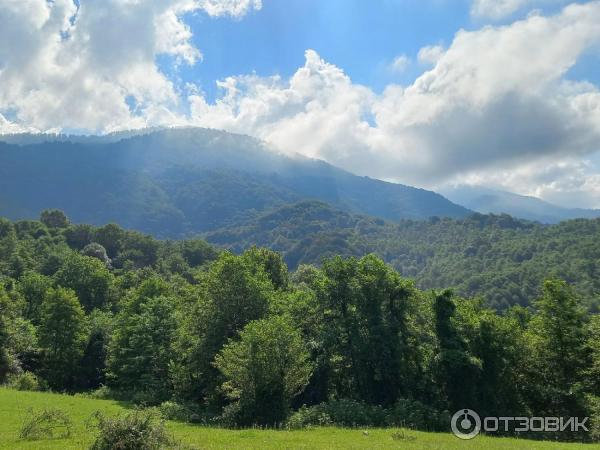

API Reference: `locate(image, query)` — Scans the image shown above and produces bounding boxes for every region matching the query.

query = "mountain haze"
[0,128,470,237]
[442,185,600,224]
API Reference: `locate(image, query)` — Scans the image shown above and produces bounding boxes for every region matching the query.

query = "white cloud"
[0,0,260,134]
[187,2,600,206]
[390,54,410,73]
[417,45,445,65]
[470,0,565,19]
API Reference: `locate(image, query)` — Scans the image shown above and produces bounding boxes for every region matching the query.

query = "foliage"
[88,409,174,450]
[7,371,42,391]
[215,316,313,426]
[286,399,448,431]
[0,212,598,441]
[19,407,72,440]
[38,287,88,390]
[106,279,177,403]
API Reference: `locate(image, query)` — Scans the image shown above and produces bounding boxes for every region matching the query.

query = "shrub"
[19,408,72,440]
[85,385,113,400]
[157,401,192,422]
[88,409,174,450]
[286,399,449,431]
[386,399,450,431]
[7,371,41,391]
[286,400,385,428]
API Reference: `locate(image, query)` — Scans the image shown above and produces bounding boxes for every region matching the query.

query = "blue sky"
[169,0,599,100]
[1,0,600,207]
[179,0,470,100]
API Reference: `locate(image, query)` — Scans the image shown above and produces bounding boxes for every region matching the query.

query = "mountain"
[204,200,600,311]
[0,127,470,237]
[441,185,600,224]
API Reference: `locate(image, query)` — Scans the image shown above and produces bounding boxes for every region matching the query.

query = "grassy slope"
[1,388,599,449]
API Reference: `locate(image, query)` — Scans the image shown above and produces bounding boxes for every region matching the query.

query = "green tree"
[54,253,114,312]
[40,209,70,229]
[18,271,53,324]
[243,246,289,290]
[215,316,313,426]
[106,278,176,402]
[433,290,481,412]
[38,287,88,390]
[316,255,416,405]
[0,287,12,382]
[175,252,273,402]
[524,279,589,417]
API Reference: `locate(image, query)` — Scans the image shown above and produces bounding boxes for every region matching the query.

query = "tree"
[106,278,176,402]
[175,252,274,402]
[214,316,313,426]
[524,279,589,417]
[38,287,88,390]
[82,243,112,268]
[17,271,53,324]
[53,253,114,312]
[316,255,416,405]
[0,287,12,382]
[243,246,289,290]
[433,290,481,412]
[40,209,70,229]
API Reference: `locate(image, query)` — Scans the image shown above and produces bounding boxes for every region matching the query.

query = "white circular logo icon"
[451,409,481,440]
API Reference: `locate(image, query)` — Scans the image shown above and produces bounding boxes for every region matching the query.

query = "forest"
[0,210,599,442]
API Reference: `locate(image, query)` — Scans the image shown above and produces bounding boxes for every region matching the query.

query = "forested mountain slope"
[0,128,469,237]
[443,185,600,224]
[205,201,600,310]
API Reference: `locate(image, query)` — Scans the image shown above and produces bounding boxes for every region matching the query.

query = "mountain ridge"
[0,127,470,237]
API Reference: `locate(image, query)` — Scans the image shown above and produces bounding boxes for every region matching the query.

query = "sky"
[1,0,600,207]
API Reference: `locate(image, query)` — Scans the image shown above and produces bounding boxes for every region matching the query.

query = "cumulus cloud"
[0,0,260,133]
[185,2,600,207]
[390,54,410,73]
[471,0,566,20]
[417,45,445,65]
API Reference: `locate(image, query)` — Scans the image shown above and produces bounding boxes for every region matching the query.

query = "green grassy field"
[1,388,599,449]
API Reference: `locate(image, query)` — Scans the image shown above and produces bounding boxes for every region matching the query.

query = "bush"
[7,371,42,391]
[88,409,174,450]
[286,399,449,431]
[286,400,386,428]
[84,385,113,400]
[157,401,192,422]
[387,399,450,431]
[19,408,72,440]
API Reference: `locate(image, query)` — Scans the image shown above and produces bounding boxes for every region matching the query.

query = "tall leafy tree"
[175,252,273,402]
[38,287,88,390]
[107,278,176,402]
[524,279,589,417]
[433,290,481,412]
[215,316,313,426]
[54,252,114,312]
[40,209,70,229]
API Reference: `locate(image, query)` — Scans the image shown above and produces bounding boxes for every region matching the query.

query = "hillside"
[0,128,470,238]
[442,185,600,224]
[205,200,600,310]
[1,389,592,450]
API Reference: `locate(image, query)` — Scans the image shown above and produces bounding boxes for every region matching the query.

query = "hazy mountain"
[441,185,600,224]
[0,127,470,237]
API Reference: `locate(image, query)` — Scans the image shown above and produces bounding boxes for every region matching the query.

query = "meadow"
[1,388,599,450]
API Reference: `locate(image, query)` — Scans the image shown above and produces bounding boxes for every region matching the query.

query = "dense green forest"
[205,201,600,311]
[1,210,599,441]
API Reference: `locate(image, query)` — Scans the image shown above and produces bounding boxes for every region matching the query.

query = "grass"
[1,387,599,449]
